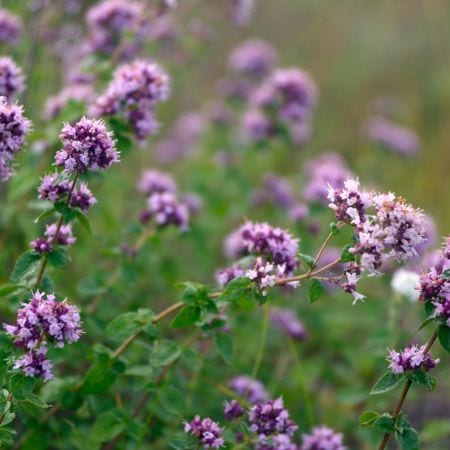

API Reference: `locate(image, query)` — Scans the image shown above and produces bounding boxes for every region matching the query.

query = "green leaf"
[416,316,435,332]
[220,277,252,303]
[308,279,324,303]
[214,332,233,364]
[34,207,55,224]
[75,211,92,235]
[169,437,198,450]
[90,410,125,443]
[359,410,380,427]
[374,414,395,433]
[298,253,315,269]
[82,355,123,394]
[330,222,341,235]
[440,269,450,280]
[47,247,71,269]
[10,252,41,283]
[0,284,24,297]
[9,374,35,401]
[9,374,48,408]
[0,428,16,446]
[151,340,181,367]
[106,312,142,340]
[438,325,450,353]
[409,370,436,391]
[160,386,186,415]
[340,244,355,263]
[396,427,420,450]
[370,371,404,395]
[169,306,201,329]
[54,202,77,222]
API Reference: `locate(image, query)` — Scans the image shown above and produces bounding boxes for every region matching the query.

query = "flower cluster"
[228,39,277,79]
[0,8,22,46]
[219,221,299,293]
[303,152,353,204]
[184,415,225,449]
[244,67,317,145]
[327,179,427,303]
[0,57,25,100]
[85,0,146,57]
[30,223,76,254]
[4,291,82,380]
[56,116,119,173]
[230,0,256,26]
[388,344,439,374]
[300,426,346,450]
[228,375,269,404]
[223,399,245,421]
[365,116,420,156]
[137,169,177,195]
[246,257,286,295]
[91,60,170,141]
[249,397,298,438]
[0,98,32,180]
[239,221,299,273]
[252,173,295,209]
[270,307,307,341]
[137,168,190,231]
[419,237,450,326]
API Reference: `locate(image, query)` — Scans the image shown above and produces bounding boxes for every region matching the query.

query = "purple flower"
[288,203,309,223]
[45,223,76,247]
[85,0,145,56]
[140,192,189,231]
[351,192,427,274]
[256,434,298,450]
[30,238,53,254]
[270,308,307,340]
[184,415,225,448]
[0,98,32,180]
[216,266,245,287]
[419,237,450,325]
[246,257,288,295]
[137,169,177,196]
[238,221,299,274]
[252,68,318,122]
[223,400,245,421]
[303,152,353,204]
[228,376,269,404]
[253,174,295,209]
[230,0,256,26]
[56,117,119,173]
[13,347,53,381]
[183,193,203,215]
[92,60,170,140]
[4,291,82,350]
[388,344,439,374]
[365,116,420,156]
[0,8,22,46]
[249,397,298,438]
[70,183,97,212]
[242,108,273,143]
[300,426,346,450]
[327,178,371,227]
[38,173,71,203]
[228,39,277,79]
[0,57,25,100]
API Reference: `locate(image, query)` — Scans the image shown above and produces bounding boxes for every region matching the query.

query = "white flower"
[391,269,420,301]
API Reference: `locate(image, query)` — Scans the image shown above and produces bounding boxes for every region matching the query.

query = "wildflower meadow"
[0,1,449,449]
